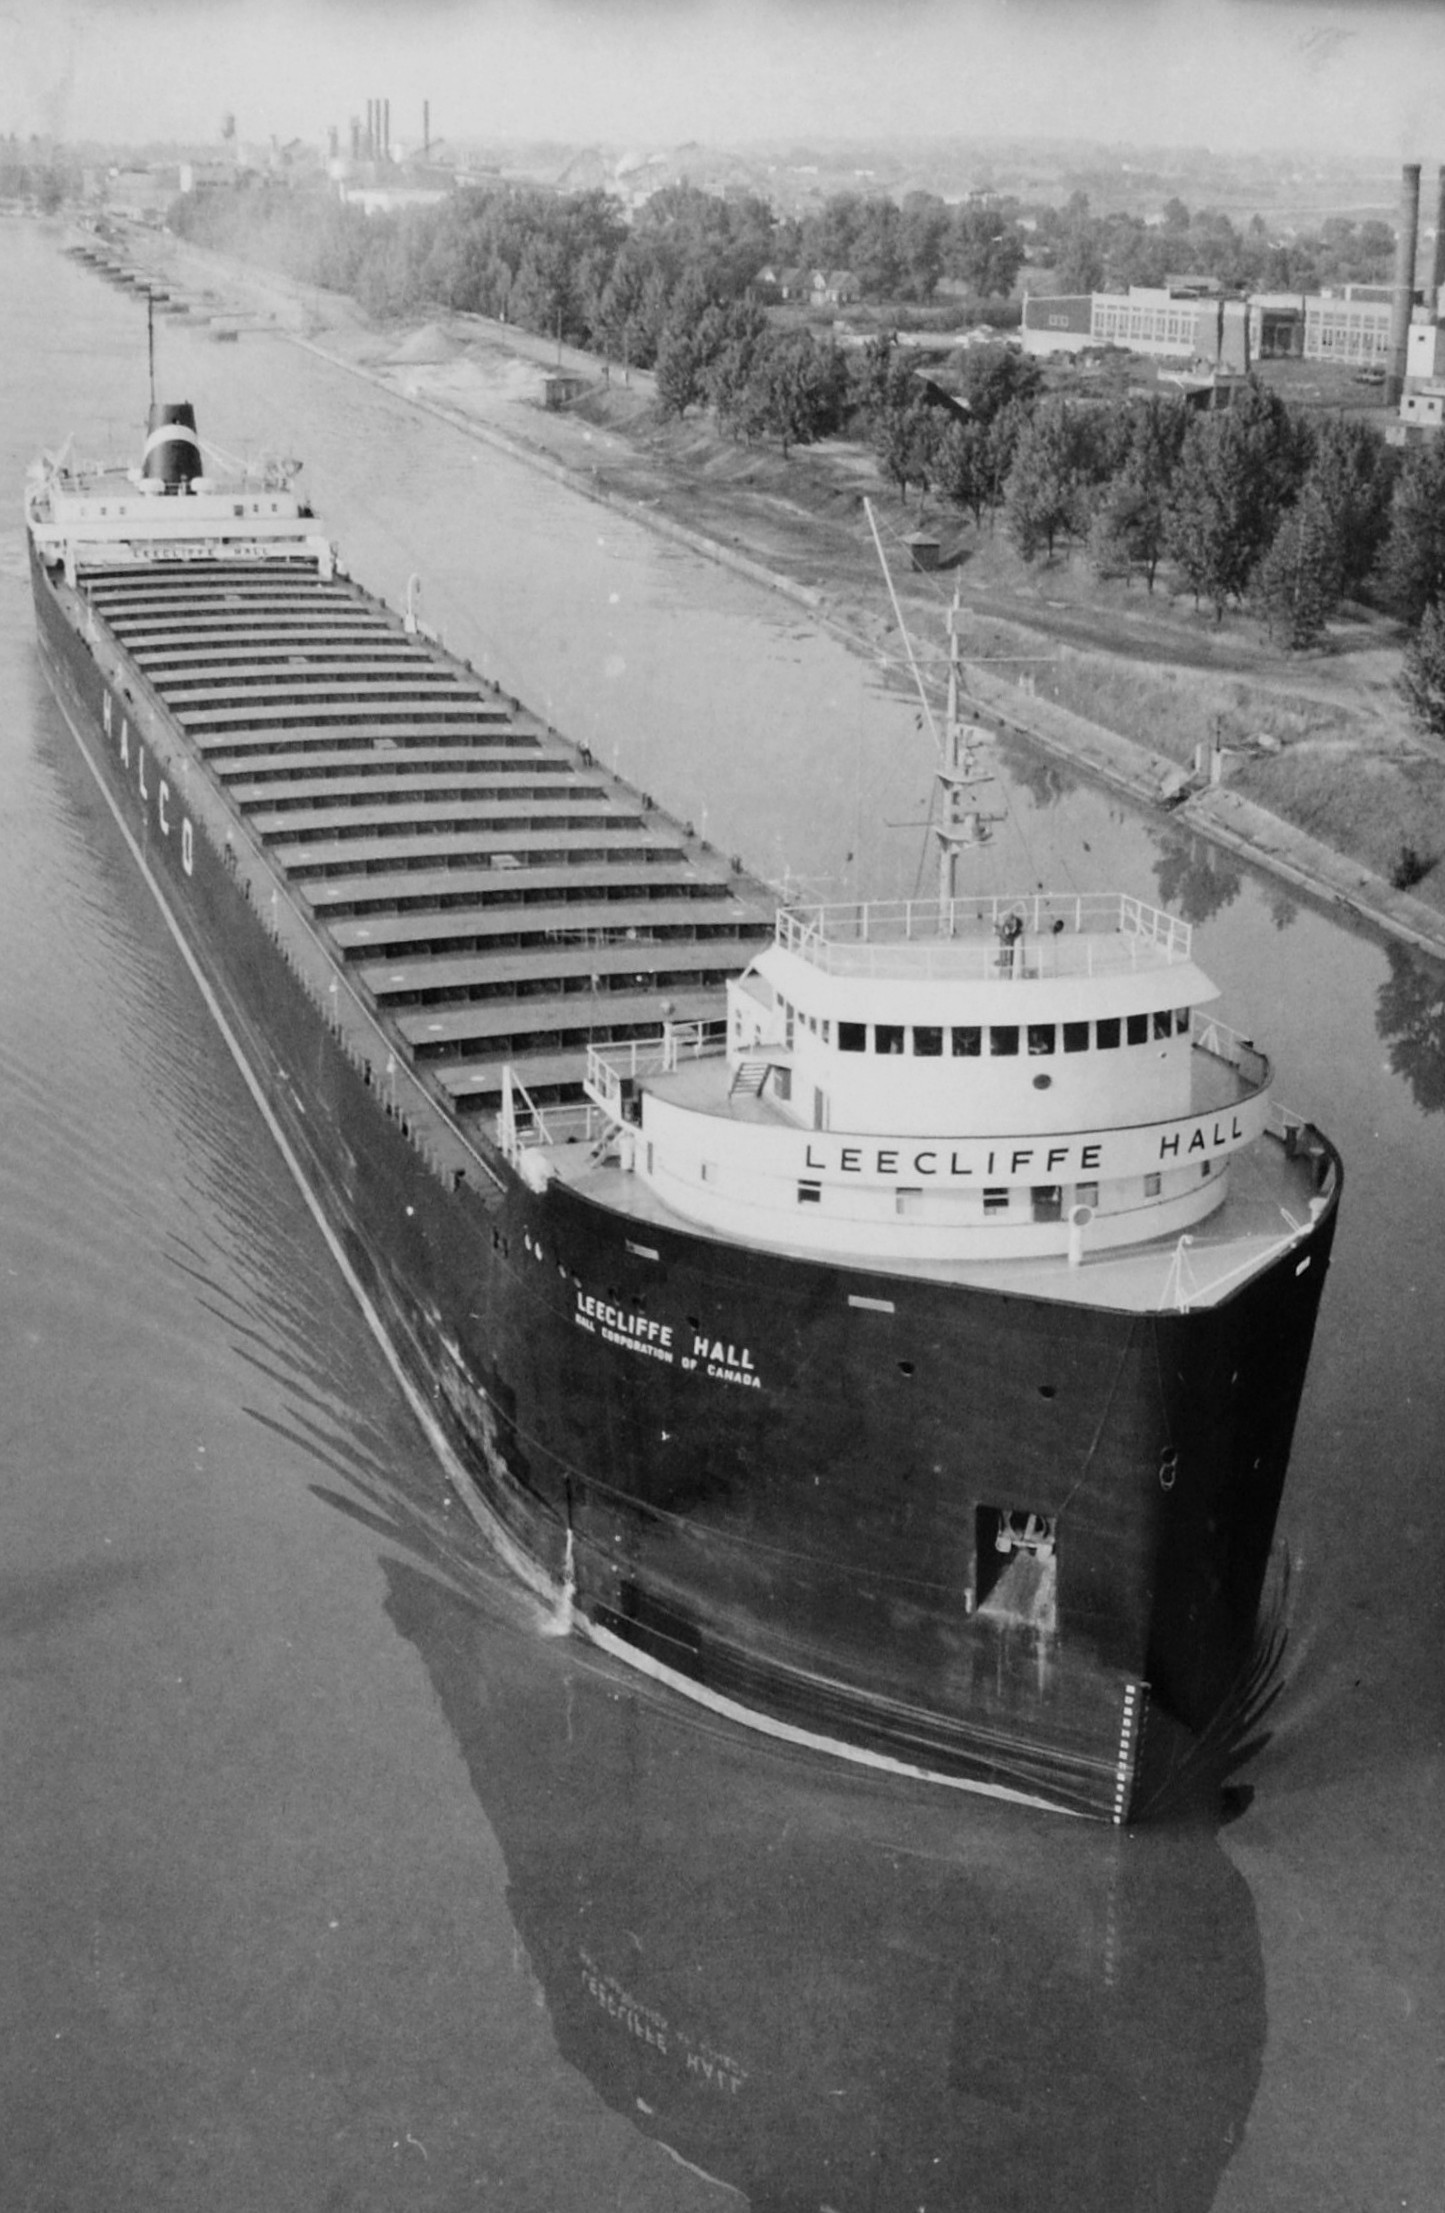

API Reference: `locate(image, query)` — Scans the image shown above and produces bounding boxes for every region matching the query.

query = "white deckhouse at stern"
[584,891,1277,1269]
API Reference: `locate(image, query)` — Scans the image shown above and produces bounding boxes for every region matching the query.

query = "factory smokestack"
[383,99,390,158]
[1386,161,1421,405]
[1432,167,1445,312]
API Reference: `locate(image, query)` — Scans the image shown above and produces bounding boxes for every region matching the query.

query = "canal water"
[2,220,1441,2213]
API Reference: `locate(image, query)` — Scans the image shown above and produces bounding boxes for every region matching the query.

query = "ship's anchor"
[995,1510,1056,1558]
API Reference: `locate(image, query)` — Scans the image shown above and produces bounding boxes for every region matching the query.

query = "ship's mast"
[934,590,1004,921]
[861,505,1005,929]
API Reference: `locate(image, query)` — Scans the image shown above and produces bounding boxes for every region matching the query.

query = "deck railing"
[583,1021,725,1120]
[775,892,1192,978]
[1192,1013,1270,1092]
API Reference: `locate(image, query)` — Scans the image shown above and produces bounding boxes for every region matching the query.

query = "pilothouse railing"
[776,892,1193,979]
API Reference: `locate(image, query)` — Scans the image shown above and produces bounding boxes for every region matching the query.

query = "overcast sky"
[4,0,1444,164]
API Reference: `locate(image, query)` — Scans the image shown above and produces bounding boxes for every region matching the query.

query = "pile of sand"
[388,322,460,365]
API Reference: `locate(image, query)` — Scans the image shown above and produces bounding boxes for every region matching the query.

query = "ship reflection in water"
[320,1473,1265,2213]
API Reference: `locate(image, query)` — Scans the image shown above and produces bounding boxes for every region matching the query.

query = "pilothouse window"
[951,1027,981,1057]
[913,1026,943,1057]
[1126,1014,1149,1045]
[1028,1025,1056,1056]
[875,1025,905,1056]
[989,1027,1019,1057]
[839,1022,866,1053]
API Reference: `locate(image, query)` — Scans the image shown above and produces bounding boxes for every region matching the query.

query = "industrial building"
[1023,166,1444,398]
[1022,280,1389,372]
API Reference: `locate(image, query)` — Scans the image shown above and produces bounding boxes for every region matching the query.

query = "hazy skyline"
[5,0,1445,168]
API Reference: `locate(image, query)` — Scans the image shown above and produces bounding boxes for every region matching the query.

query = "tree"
[632,181,772,300]
[1398,601,1445,739]
[1005,401,1097,562]
[591,240,657,369]
[1093,396,1187,592]
[751,330,847,454]
[1252,486,1343,648]
[848,332,917,426]
[982,401,1029,525]
[1165,380,1313,619]
[1305,416,1397,596]
[871,396,938,503]
[933,418,994,528]
[952,343,1042,424]
[1049,195,1105,294]
[1090,477,1164,587]
[1380,437,1445,622]
[851,197,907,300]
[946,205,1026,301]
[702,298,771,441]
[654,326,706,418]
[900,192,951,302]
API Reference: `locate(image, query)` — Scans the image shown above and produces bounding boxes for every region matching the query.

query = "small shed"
[903,530,942,573]
[542,372,588,410]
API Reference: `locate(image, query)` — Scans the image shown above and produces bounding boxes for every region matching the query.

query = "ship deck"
[544,1124,1325,1314]
[71,555,775,1110]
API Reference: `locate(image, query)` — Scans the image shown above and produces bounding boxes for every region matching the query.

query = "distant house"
[810,269,858,306]
[757,266,860,308]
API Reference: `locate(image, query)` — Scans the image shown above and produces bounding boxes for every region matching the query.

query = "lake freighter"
[26,402,1341,1821]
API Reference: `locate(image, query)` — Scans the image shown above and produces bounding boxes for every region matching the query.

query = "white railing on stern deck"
[583,1021,724,1122]
[774,892,1192,980]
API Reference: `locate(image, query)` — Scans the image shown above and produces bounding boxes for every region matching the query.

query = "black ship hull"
[31,543,1340,1821]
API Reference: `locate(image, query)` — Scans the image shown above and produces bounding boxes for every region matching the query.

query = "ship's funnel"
[142,401,202,490]
[1386,163,1421,406]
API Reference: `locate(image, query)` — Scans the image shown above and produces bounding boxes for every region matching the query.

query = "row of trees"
[789,191,1026,303]
[169,169,1406,347]
[849,345,1445,658]
[1033,192,1397,299]
[170,172,1033,322]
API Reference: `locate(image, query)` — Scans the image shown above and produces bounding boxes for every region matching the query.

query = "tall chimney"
[1386,161,1421,405]
[383,98,390,158]
[1432,166,1445,312]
